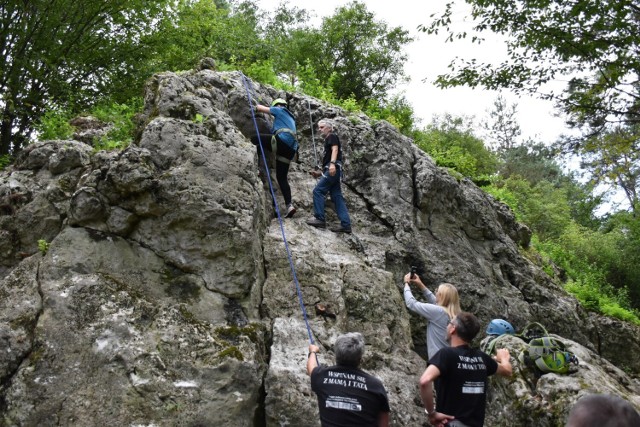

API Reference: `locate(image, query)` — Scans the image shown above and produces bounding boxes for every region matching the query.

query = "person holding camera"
[403,270,461,360]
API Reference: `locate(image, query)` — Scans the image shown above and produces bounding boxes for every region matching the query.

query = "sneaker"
[306,217,326,228]
[330,225,352,234]
[284,204,296,218]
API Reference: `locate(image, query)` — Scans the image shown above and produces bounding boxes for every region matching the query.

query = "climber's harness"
[272,128,298,164]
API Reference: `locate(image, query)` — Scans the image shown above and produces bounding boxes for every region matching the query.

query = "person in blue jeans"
[306,119,352,233]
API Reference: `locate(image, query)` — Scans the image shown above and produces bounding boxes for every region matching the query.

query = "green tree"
[261,3,320,87]
[311,1,413,107]
[0,0,170,155]
[499,144,561,186]
[488,176,571,240]
[574,125,640,215]
[423,1,640,134]
[144,0,264,74]
[414,114,498,179]
[481,95,522,153]
[366,94,419,135]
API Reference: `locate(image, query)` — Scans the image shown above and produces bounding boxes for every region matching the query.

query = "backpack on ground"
[516,322,579,376]
[481,321,579,376]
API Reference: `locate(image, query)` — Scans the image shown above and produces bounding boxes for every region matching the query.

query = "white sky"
[256,0,571,143]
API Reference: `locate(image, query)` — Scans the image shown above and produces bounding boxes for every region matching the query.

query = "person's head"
[566,394,640,427]
[271,98,287,108]
[436,283,461,319]
[334,332,365,367]
[448,312,481,343]
[317,119,334,137]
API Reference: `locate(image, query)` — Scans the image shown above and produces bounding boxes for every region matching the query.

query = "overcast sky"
[256,0,572,143]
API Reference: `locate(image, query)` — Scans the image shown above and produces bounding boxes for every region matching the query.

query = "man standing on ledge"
[420,312,512,427]
[307,332,390,426]
[306,119,352,233]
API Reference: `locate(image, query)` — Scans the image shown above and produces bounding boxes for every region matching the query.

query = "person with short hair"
[307,332,390,426]
[306,119,352,233]
[420,312,512,427]
[566,394,640,427]
[403,272,461,360]
[251,98,298,218]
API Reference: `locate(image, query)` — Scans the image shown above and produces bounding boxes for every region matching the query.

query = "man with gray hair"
[307,332,390,426]
[306,119,352,233]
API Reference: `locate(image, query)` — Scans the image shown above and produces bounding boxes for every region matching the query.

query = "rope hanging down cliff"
[241,73,316,347]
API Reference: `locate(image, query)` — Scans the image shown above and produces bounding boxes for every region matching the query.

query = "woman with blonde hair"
[402,272,461,360]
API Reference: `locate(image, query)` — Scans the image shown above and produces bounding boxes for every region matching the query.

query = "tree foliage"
[0,0,170,154]
[481,95,522,153]
[423,1,640,133]
[573,124,640,214]
[144,0,264,73]
[414,114,498,179]
[310,1,413,107]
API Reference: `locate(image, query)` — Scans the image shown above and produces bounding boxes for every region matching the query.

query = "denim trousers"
[312,169,351,228]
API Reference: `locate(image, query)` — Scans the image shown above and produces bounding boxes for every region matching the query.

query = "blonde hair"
[437,283,461,320]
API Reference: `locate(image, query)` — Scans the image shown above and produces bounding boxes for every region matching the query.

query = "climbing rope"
[241,72,316,347]
[308,99,320,170]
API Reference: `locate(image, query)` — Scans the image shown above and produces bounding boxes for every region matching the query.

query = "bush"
[0,154,12,170]
[34,109,75,140]
[90,98,143,151]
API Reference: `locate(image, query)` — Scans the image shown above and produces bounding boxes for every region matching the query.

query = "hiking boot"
[284,204,296,218]
[330,225,352,234]
[306,217,326,229]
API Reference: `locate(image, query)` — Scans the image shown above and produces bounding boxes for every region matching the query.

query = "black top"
[310,364,390,427]
[429,345,499,427]
[322,133,342,167]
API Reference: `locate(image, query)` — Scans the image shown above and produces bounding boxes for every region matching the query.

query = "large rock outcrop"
[1,68,638,426]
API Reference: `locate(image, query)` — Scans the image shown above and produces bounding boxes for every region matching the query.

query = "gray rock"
[0,69,638,426]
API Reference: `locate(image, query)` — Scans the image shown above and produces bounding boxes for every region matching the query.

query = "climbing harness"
[241,72,317,352]
[272,128,298,164]
[308,99,320,170]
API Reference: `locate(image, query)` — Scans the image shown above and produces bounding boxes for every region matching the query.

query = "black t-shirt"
[428,345,498,427]
[322,133,342,167]
[310,365,390,427]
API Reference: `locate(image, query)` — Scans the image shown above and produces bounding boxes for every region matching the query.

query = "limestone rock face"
[1,69,638,426]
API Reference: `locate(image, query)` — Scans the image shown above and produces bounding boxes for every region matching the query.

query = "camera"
[410,266,417,279]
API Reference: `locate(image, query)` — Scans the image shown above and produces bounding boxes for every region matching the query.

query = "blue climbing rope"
[241,72,316,346]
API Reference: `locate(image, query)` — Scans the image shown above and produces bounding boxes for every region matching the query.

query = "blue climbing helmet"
[486,319,515,336]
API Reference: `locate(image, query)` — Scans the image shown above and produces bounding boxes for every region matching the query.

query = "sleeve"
[404,285,444,321]
[422,288,437,304]
[428,347,449,375]
[327,133,339,147]
[310,365,323,393]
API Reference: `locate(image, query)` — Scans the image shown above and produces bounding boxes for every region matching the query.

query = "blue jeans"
[313,168,351,228]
